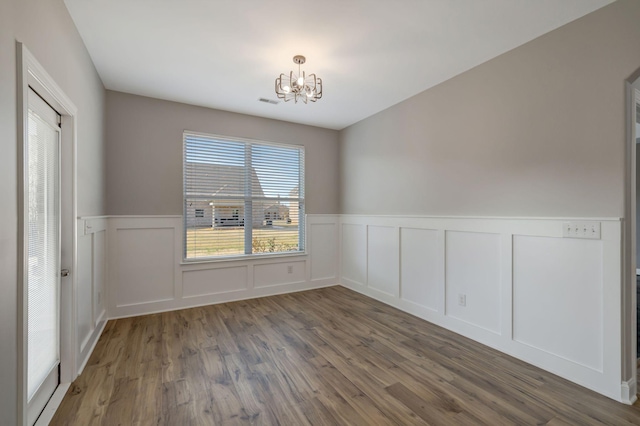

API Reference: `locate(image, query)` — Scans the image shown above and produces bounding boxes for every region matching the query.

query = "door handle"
[60,269,70,277]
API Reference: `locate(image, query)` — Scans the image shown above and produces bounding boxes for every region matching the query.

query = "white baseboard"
[109,281,337,320]
[621,378,638,405]
[77,315,108,376]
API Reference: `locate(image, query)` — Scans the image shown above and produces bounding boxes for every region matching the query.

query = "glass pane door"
[26,88,61,425]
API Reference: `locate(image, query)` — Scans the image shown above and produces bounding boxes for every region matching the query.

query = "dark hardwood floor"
[51,286,640,425]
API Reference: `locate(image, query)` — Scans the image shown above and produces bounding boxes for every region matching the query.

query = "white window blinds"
[183,132,305,260]
[27,91,61,402]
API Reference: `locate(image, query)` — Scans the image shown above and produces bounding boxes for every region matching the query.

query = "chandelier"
[275,55,323,103]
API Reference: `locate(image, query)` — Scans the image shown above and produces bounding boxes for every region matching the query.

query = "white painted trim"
[180,252,309,266]
[76,317,107,376]
[104,215,182,219]
[624,77,640,404]
[16,40,29,426]
[16,42,79,426]
[109,282,337,320]
[341,214,621,221]
[78,216,107,236]
[621,378,637,405]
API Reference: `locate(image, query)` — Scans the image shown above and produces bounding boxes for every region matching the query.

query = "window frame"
[182,131,306,262]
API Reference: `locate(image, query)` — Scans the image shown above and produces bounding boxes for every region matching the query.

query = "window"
[183,132,305,260]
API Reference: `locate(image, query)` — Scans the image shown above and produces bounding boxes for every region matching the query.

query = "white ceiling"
[64,0,613,130]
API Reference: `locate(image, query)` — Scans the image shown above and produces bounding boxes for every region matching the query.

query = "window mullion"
[244,144,252,254]
[298,149,304,252]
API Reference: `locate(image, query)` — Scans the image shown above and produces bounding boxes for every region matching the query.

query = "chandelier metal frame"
[275,55,323,104]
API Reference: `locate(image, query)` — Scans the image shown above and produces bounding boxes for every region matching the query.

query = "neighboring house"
[186,202,213,228]
[264,202,290,223]
[184,162,265,228]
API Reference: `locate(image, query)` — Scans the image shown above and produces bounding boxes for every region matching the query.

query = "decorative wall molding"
[338,214,626,403]
[77,213,631,404]
[76,216,108,375]
[103,215,339,319]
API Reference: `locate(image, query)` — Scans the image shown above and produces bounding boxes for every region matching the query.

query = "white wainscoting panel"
[93,229,106,322]
[182,266,248,298]
[367,225,399,297]
[400,227,440,312]
[76,217,108,375]
[76,233,93,349]
[309,221,338,281]
[106,215,338,318]
[513,235,604,371]
[338,215,626,403]
[341,223,367,286]
[115,227,175,307]
[445,231,501,334]
[254,261,306,288]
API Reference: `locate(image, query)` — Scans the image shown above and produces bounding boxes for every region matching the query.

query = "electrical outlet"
[458,293,466,307]
[287,265,293,274]
[562,221,601,239]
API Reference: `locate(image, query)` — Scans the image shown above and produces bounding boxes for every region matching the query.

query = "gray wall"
[0,1,105,423]
[106,91,339,215]
[339,0,640,217]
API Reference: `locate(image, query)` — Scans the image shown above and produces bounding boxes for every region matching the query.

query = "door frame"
[624,71,640,402]
[16,42,78,425]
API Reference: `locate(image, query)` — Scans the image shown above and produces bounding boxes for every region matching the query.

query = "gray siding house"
[185,162,266,228]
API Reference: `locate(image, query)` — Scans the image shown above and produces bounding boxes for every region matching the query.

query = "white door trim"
[623,74,640,402]
[16,42,78,426]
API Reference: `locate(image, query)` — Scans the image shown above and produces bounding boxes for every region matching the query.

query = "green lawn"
[186,223,300,258]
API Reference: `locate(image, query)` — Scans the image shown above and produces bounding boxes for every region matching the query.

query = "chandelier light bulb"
[283,85,290,93]
[297,76,304,86]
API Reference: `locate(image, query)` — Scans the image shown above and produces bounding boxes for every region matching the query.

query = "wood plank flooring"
[51,286,640,425]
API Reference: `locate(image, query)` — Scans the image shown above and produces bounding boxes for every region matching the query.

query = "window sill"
[180,251,308,266]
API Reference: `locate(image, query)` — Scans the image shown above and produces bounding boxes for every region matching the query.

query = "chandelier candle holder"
[275,55,323,103]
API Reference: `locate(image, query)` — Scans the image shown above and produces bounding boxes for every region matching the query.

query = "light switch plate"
[562,221,601,239]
